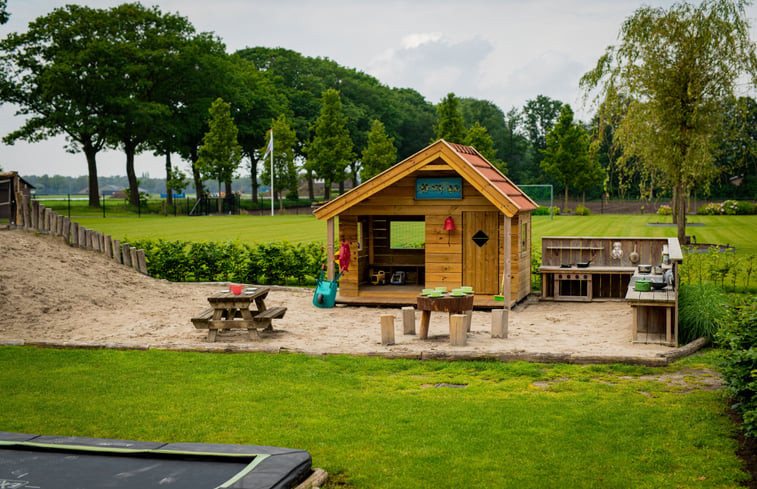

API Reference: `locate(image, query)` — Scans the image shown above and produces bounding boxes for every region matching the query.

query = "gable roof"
[312,139,538,220]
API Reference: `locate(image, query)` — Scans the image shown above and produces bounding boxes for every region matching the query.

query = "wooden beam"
[327,217,335,281]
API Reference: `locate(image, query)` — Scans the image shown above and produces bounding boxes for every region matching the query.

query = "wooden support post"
[491,309,508,338]
[104,235,113,259]
[450,314,467,346]
[43,208,51,233]
[136,249,147,274]
[56,215,64,237]
[99,233,105,254]
[87,230,96,251]
[402,307,415,335]
[464,309,473,332]
[122,244,132,267]
[326,217,335,281]
[112,239,122,264]
[130,247,139,271]
[380,314,395,345]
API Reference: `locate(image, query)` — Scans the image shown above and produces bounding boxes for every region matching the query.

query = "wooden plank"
[62,218,71,244]
[78,226,87,249]
[32,200,39,230]
[130,247,139,271]
[112,239,122,264]
[326,218,335,281]
[136,249,147,274]
[104,235,113,259]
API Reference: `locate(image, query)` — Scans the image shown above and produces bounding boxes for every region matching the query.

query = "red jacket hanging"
[338,241,351,272]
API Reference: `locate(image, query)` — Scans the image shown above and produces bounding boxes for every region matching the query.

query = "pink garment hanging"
[338,241,351,272]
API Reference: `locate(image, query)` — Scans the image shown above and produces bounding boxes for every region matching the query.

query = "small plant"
[574,205,591,216]
[677,283,728,344]
[657,205,672,216]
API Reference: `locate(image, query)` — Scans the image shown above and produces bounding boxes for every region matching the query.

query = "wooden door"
[463,211,500,294]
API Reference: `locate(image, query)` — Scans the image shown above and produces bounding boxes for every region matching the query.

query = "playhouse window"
[390,221,425,249]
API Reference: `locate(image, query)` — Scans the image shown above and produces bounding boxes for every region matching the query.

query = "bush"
[574,205,591,216]
[716,296,757,437]
[532,206,551,216]
[657,205,672,216]
[697,200,756,215]
[677,283,728,344]
[130,238,325,285]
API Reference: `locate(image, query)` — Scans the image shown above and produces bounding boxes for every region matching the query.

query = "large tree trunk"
[165,152,173,206]
[125,140,139,207]
[675,182,687,244]
[250,157,258,204]
[307,170,315,200]
[324,179,331,200]
[84,141,100,208]
[564,184,569,210]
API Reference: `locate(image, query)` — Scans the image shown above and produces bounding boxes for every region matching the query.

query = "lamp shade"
[443,216,456,232]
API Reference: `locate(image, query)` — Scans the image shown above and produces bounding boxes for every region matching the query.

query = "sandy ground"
[0,229,673,360]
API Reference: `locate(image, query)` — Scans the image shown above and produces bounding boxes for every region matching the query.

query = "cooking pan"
[637,264,652,274]
[650,281,667,290]
[576,258,593,268]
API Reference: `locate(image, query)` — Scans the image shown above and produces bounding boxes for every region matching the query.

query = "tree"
[0,0,9,25]
[196,98,242,210]
[306,89,354,200]
[360,120,397,181]
[540,105,600,209]
[581,0,757,242]
[260,115,299,209]
[434,93,466,143]
[0,5,117,206]
[102,3,196,207]
[465,122,500,167]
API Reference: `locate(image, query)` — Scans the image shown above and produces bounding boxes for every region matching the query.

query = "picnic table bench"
[191,286,287,342]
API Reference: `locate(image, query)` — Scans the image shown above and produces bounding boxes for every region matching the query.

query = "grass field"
[74,213,757,256]
[0,347,746,489]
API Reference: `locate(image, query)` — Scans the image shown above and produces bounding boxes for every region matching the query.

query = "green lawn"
[74,213,757,256]
[0,347,746,489]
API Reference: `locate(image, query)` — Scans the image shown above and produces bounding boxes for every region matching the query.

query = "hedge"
[127,238,326,285]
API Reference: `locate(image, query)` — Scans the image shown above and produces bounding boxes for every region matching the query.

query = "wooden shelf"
[546,246,604,251]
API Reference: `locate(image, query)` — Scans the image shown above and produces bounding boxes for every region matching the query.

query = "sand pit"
[0,229,679,363]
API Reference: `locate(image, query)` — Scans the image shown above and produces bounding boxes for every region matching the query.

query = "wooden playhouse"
[312,140,538,308]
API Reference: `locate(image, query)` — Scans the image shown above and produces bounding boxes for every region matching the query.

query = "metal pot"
[634,279,651,292]
[637,264,652,274]
[652,266,664,275]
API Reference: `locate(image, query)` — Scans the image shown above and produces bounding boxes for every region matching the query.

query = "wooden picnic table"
[416,293,474,340]
[192,286,287,342]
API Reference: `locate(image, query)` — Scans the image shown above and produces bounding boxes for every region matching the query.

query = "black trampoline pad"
[0,446,257,488]
[0,433,312,489]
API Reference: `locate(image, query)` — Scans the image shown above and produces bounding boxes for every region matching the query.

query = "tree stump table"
[416,294,474,340]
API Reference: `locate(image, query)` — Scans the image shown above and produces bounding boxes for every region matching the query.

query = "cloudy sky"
[2,0,756,177]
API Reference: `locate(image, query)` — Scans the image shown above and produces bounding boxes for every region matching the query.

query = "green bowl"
[435,287,447,292]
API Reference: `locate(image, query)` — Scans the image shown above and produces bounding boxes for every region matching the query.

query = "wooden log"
[43,208,51,233]
[136,249,147,274]
[122,244,132,267]
[78,226,87,249]
[450,314,467,346]
[380,314,395,345]
[112,239,122,264]
[104,235,113,259]
[99,232,105,254]
[70,222,79,247]
[464,309,473,332]
[32,201,40,230]
[86,229,95,251]
[491,309,508,338]
[130,247,139,272]
[56,214,64,237]
[402,306,415,335]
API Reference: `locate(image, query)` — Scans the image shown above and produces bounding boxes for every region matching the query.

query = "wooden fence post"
[450,314,467,346]
[32,201,39,230]
[136,249,147,274]
[402,307,415,335]
[112,239,122,264]
[130,247,139,272]
[56,215,63,237]
[22,195,31,231]
[78,226,87,249]
[104,235,113,259]
[122,244,132,268]
[70,222,79,247]
[62,218,71,244]
[380,314,395,345]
